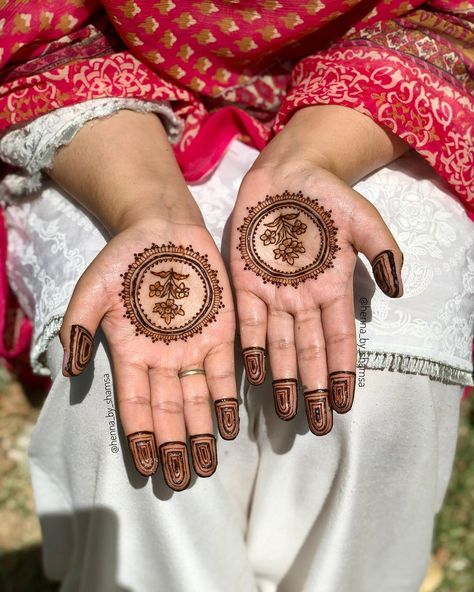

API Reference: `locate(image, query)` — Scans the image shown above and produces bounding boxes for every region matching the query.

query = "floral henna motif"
[260,212,307,265]
[238,190,340,287]
[149,268,190,324]
[120,243,224,344]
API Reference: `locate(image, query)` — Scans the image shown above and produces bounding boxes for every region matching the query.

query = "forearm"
[260,105,410,184]
[49,109,203,235]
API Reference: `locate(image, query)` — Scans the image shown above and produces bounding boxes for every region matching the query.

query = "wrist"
[106,184,205,236]
[262,105,409,184]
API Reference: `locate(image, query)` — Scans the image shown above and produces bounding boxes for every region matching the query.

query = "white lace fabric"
[0,102,473,384]
[0,98,182,203]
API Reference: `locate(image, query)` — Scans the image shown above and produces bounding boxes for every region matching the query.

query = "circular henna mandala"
[238,190,340,287]
[120,243,223,344]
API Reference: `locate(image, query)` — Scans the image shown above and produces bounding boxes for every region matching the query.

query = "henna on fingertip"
[242,347,266,385]
[304,389,333,436]
[329,371,356,414]
[62,324,94,377]
[159,441,191,491]
[214,398,240,440]
[371,250,403,298]
[127,431,159,477]
[189,434,217,478]
[272,378,298,420]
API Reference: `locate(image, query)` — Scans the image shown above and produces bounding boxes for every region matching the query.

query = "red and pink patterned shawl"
[0,0,473,364]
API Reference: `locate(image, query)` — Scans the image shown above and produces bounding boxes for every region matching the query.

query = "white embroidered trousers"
[3,137,473,592]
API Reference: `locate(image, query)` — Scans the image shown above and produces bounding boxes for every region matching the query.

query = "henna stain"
[190,434,217,478]
[127,431,158,477]
[372,250,401,298]
[272,378,298,420]
[304,389,333,436]
[119,243,224,344]
[261,212,306,265]
[214,398,240,440]
[159,441,191,491]
[238,190,340,288]
[64,324,93,376]
[242,347,266,385]
[329,371,356,414]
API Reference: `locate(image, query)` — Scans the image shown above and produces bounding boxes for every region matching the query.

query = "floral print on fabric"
[0,0,473,212]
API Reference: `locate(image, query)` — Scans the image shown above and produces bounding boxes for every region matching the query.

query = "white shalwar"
[1,101,473,592]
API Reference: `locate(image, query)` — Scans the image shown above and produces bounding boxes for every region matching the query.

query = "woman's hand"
[230,105,407,434]
[60,216,237,490]
[49,110,238,490]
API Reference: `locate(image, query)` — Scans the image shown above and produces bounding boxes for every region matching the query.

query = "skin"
[230,105,408,418]
[49,105,408,485]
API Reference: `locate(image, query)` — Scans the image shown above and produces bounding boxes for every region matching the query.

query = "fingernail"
[63,324,94,376]
[329,371,356,414]
[190,434,217,478]
[372,250,402,298]
[159,442,191,491]
[272,379,298,420]
[214,398,240,440]
[127,431,158,477]
[304,389,333,436]
[242,347,266,385]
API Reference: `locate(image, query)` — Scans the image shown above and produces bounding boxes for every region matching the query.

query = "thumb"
[60,271,108,377]
[351,197,404,298]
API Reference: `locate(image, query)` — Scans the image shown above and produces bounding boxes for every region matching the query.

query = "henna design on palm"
[238,190,340,287]
[120,243,224,344]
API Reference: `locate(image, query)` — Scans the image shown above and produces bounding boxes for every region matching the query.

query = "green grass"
[435,395,474,591]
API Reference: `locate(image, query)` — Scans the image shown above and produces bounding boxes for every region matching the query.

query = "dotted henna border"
[120,242,223,344]
[238,190,340,287]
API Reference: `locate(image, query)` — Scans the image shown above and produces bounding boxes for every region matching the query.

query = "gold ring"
[178,368,206,379]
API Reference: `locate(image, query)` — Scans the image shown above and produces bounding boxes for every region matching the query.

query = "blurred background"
[0,366,472,592]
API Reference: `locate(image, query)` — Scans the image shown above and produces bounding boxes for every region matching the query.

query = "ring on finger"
[178,368,206,379]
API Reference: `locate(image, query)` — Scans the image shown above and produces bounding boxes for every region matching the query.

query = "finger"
[205,343,240,441]
[267,308,298,421]
[351,198,404,298]
[112,356,158,477]
[60,272,108,376]
[149,368,191,491]
[294,309,332,435]
[179,367,217,478]
[321,294,357,415]
[236,289,267,385]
